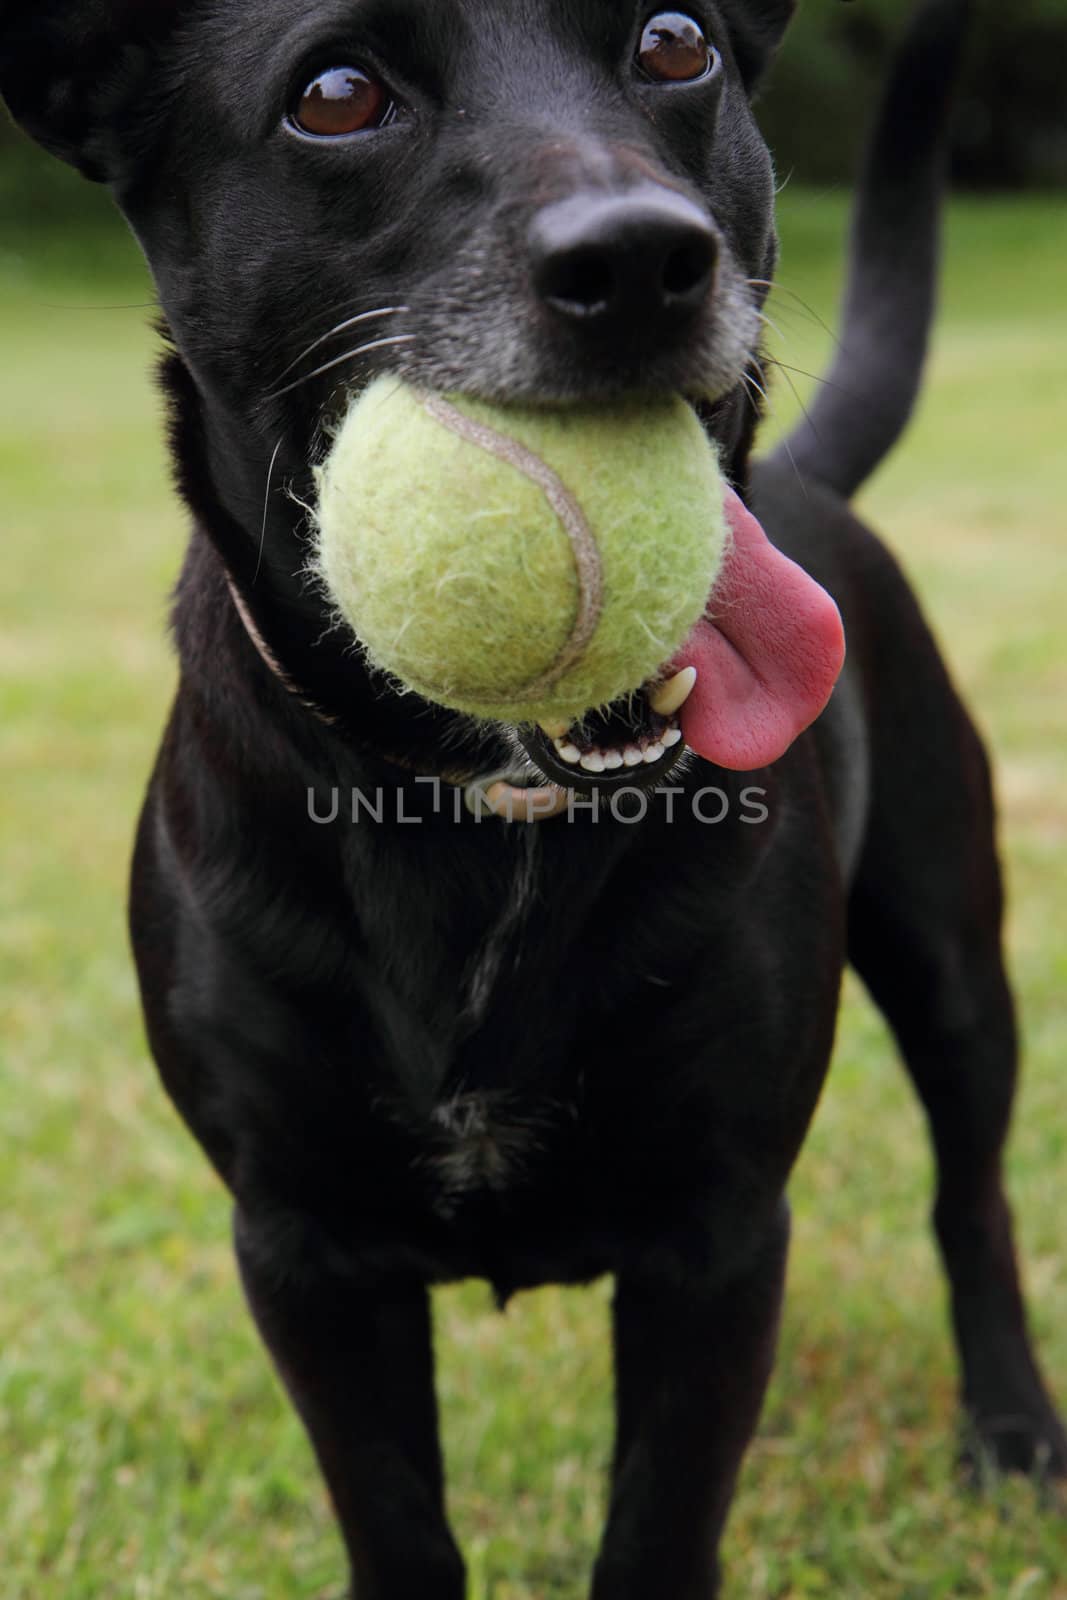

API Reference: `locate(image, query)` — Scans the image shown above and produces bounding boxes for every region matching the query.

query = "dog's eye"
[291,67,389,137]
[637,13,715,83]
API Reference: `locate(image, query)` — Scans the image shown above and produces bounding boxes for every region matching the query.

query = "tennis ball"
[313,379,726,726]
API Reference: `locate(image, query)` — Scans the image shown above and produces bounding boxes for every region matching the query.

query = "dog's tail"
[771,0,972,500]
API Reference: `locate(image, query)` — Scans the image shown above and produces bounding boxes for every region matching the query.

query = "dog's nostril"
[663,237,715,302]
[529,188,718,332]
[540,247,615,316]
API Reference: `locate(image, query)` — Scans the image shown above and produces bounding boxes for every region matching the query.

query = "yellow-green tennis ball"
[313,379,727,726]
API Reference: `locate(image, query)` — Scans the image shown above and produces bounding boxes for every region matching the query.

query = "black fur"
[3,1,1063,1594]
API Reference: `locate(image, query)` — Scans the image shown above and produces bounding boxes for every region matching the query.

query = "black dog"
[4,1,1064,1593]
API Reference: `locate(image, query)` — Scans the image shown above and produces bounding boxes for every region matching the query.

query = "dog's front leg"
[234,1210,464,1600]
[592,1207,790,1600]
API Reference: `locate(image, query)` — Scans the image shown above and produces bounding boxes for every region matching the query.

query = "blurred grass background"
[3,18,1067,1592]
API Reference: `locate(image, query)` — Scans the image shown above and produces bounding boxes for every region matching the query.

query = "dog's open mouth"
[518,488,848,795]
[523,675,691,789]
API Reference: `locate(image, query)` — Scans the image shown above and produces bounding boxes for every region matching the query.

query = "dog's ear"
[0,1,181,182]
[716,0,797,92]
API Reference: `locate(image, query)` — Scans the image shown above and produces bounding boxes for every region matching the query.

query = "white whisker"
[746,353,809,501]
[266,334,416,401]
[254,436,284,587]
[777,428,808,500]
[759,353,819,434]
[754,307,788,344]
[746,279,842,347]
[741,369,770,408]
[271,306,410,387]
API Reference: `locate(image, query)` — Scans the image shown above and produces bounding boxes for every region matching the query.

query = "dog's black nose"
[529,189,717,333]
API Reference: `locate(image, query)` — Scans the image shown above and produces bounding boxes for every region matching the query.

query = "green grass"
[2,192,1066,1599]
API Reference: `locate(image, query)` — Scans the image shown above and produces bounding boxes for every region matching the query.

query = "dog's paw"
[960,1401,1067,1489]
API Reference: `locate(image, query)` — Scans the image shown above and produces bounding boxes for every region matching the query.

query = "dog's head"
[3,1,796,785]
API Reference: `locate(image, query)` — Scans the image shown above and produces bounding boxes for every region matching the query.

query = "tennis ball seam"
[313,380,727,726]
[420,391,604,706]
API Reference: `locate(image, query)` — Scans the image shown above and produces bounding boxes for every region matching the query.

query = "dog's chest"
[457,829,540,1027]
[421,1087,578,1211]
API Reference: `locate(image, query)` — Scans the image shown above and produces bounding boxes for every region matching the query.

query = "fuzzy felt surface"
[313,380,726,725]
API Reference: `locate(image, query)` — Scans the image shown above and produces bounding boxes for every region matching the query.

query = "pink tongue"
[672,488,846,771]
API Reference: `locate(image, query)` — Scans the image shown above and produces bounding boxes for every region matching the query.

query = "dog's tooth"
[580,751,606,773]
[643,743,665,765]
[662,727,683,748]
[540,718,571,739]
[623,746,644,767]
[556,742,581,765]
[648,666,698,718]
[602,750,624,770]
